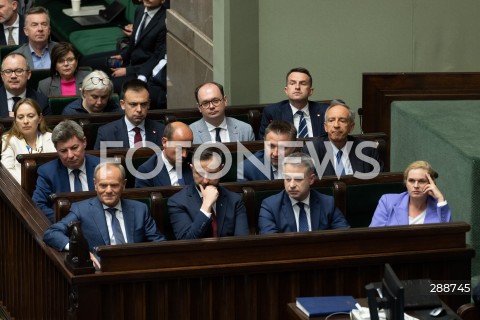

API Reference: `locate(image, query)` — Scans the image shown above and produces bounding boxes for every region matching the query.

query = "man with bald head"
[135,121,194,187]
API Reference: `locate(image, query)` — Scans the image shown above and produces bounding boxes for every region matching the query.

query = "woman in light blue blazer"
[37,42,90,97]
[369,160,451,227]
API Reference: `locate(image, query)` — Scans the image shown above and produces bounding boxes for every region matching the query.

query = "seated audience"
[0,52,49,117]
[62,70,121,115]
[303,99,383,178]
[168,146,249,239]
[239,120,298,181]
[1,98,55,182]
[43,162,165,268]
[0,0,28,46]
[190,82,255,143]
[37,42,90,97]
[258,67,327,140]
[135,121,194,187]
[12,6,57,70]
[32,120,100,222]
[369,160,451,227]
[94,79,165,149]
[258,152,350,234]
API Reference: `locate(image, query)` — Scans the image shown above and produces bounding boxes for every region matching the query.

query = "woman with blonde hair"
[1,98,56,182]
[369,160,451,226]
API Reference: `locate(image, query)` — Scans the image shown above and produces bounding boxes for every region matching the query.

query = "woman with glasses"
[1,98,56,183]
[61,70,121,115]
[369,160,451,227]
[37,42,90,97]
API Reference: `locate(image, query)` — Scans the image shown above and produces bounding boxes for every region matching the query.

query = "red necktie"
[211,208,218,238]
[133,127,142,145]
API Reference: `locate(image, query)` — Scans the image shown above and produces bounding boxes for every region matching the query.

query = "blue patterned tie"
[336,150,346,176]
[72,169,83,192]
[297,202,309,232]
[107,208,126,245]
[296,111,308,138]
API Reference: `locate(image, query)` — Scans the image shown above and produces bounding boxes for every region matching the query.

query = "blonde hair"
[403,160,438,183]
[2,98,49,152]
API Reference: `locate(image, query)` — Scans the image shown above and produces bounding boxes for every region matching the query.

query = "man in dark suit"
[168,146,249,239]
[109,0,167,93]
[258,152,350,234]
[0,0,28,46]
[43,162,165,267]
[302,100,383,179]
[0,52,49,117]
[135,121,194,187]
[258,67,328,139]
[32,120,100,222]
[239,120,299,181]
[94,79,165,149]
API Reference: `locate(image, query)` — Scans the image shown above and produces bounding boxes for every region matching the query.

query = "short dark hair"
[121,78,150,99]
[264,120,297,141]
[25,6,50,24]
[194,82,225,103]
[286,67,312,86]
[196,146,226,166]
[50,42,78,77]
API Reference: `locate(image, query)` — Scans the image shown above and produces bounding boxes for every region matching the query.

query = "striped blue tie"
[296,111,308,138]
[107,208,126,245]
[336,150,346,176]
[297,202,309,232]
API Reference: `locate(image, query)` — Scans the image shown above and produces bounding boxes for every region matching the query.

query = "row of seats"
[49,172,406,239]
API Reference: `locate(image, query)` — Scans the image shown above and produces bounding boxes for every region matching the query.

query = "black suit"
[302,135,384,178]
[0,15,28,46]
[94,117,165,149]
[0,86,49,117]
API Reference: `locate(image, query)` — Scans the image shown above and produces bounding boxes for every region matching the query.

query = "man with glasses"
[94,78,165,149]
[0,0,28,46]
[190,82,255,144]
[0,52,49,117]
[12,6,56,69]
[258,67,328,140]
[62,70,122,115]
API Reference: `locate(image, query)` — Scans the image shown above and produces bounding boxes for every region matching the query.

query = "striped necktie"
[296,111,308,138]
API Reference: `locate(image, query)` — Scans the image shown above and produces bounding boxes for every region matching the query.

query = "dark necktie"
[336,150,346,176]
[72,169,83,192]
[297,202,309,232]
[296,111,308,138]
[136,12,148,43]
[107,208,126,245]
[6,26,16,46]
[211,207,218,238]
[215,127,222,142]
[133,127,142,145]
[12,96,21,107]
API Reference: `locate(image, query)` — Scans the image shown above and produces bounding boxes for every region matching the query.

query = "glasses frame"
[88,77,109,86]
[57,57,76,65]
[1,68,28,76]
[198,97,224,109]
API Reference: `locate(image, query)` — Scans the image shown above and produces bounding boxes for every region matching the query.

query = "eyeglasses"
[57,57,76,65]
[88,77,109,85]
[1,69,27,76]
[198,98,224,109]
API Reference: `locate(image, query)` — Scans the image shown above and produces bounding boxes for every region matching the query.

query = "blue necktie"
[107,208,126,245]
[297,202,309,232]
[296,111,308,138]
[215,127,222,142]
[72,169,83,192]
[336,150,346,176]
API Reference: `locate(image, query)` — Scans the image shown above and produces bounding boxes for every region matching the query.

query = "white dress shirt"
[289,194,312,231]
[290,103,313,138]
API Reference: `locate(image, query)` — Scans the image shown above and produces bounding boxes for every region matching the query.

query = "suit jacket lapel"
[281,102,295,123]
[215,189,227,236]
[309,103,323,135]
[59,164,71,191]
[197,120,211,143]
[392,194,410,225]
[309,191,321,230]
[84,156,96,190]
[91,198,110,245]
[158,164,172,185]
[121,199,135,243]
[226,118,239,142]
[144,120,158,143]
[282,192,297,232]
[120,118,130,148]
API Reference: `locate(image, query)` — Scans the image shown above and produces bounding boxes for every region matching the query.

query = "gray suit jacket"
[13,40,58,69]
[190,117,255,144]
[37,70,90,97]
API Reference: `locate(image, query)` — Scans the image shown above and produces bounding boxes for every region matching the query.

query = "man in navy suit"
[43,162,165,266]
[302,100,383,179]
[239,120,299,181]
[94,79,165,149]
[168,146,249,239]
[135,121,194,187]
[0,0,28,45]
[0,52,49,117]
[32,120,100,222]
[258,67,328,139]
[258,152,350,234]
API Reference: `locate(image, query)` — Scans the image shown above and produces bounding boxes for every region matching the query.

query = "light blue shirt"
[29,44,51,69]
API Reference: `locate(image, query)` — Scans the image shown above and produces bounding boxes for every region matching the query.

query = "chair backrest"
[29,69,50,90]
[0,45,19,62]
[49,96,79,115]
